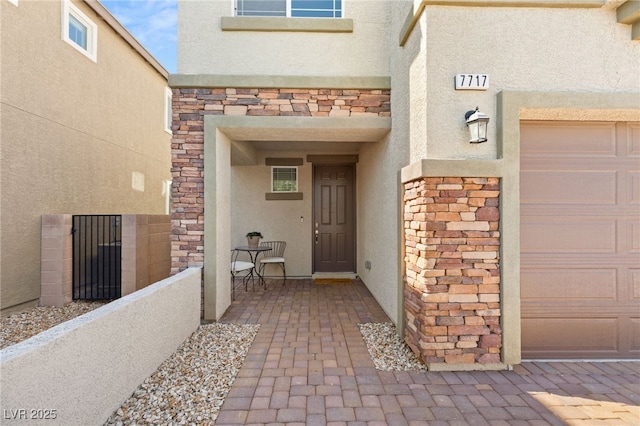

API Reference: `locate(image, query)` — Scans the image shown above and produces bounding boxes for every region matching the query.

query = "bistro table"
[234,245,270,290]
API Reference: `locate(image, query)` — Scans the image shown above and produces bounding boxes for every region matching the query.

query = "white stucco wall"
[0,267,201,426]
[408,5,640,161]
[178,0,392,77]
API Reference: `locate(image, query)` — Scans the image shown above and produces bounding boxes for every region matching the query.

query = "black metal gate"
[72,215,122,300]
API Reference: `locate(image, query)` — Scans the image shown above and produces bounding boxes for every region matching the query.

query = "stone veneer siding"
[170,88,391,309]
[403,177,502,366]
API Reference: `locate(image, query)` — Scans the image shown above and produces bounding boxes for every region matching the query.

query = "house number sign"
[455,74,489,90]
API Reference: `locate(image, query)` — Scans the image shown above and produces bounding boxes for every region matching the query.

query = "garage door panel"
[629,221,640,253]
[522,318,619,354]
[520,123,616,156]
[629,124,640,156]
[630,171,640,204]
[631,319,640,352]
[522,219,616,253]
[632,270,640,300]
[521,171,617,204]
[521,269,617,301]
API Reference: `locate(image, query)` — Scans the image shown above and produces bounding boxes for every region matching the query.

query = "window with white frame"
[62,0,97,62]
[271,167,298,192]
[164,87,172,133]
[236,0,342,18]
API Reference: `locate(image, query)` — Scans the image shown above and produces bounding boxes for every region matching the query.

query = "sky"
[100,0,178,73]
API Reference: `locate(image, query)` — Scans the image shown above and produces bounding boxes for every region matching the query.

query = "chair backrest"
[260,241,286,258]
[231,249,240,265]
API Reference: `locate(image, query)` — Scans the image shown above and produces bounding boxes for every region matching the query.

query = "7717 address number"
[455,74,489,90]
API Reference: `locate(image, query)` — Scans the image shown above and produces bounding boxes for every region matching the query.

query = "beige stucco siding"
[1,0,171,314]
[406,5,640,161]
[177,0,392,77]
[356,130,409,324]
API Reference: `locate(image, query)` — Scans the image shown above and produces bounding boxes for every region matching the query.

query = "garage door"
[520,121,640,359]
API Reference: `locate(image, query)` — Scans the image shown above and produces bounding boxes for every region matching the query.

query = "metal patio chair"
[230,249,254,300]
[258,241,286,285]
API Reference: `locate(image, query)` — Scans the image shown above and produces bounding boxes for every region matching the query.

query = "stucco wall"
[177,0,392,77]
[356,132,408,325]
[407,4,640,161]
[0,0,171,314]
[231,153,314,278]
[0,267,201,426]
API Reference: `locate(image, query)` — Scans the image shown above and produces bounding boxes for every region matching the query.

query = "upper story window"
[62,0,97,62]
[236,0,342,18]
[68,14,87,49]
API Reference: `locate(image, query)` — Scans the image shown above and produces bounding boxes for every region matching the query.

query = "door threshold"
[312,272,357,280]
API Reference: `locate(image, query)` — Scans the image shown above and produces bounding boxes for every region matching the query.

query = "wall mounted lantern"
[464,107,489,143]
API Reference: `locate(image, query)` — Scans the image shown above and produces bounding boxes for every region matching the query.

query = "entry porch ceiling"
[221,116,391,165]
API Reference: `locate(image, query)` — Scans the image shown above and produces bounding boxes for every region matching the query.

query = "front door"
[313,165,355,273]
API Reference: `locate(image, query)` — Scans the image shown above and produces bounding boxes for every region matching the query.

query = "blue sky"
[101,0,178,73]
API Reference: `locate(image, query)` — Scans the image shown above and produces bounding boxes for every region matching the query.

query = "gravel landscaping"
[104,323,260,425]
[358,322,428,371]
[0,301,107,349]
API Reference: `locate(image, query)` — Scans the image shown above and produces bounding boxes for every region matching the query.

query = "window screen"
[237,0,286,16]
[237,0,341,17]
[68,14,88,49]
[272,167,298,192]
[291,0,342,18]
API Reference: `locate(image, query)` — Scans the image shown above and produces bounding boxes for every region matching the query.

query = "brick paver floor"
[218,279,640,425]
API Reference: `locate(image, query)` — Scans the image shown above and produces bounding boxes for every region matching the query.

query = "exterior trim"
[265,192,304,200]
[400,0,604,46]
[265,158,304,166]
[169,75,391,90]
[401,159,504,182]
[617,0,640,24]
[306,155,359,164]
[221,16,354,33]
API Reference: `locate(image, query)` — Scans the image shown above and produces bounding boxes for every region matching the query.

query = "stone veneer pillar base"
[403,177,503,369]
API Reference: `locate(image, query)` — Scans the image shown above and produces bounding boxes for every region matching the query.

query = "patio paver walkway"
[218,278,640,425]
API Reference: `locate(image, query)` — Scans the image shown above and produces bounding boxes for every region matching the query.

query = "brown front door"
[313,165,355,273]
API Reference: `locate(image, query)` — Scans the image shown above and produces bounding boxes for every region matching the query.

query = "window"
[164,87,172,134]
[8,0,18,6]
[237,0,342,18]
[68,14,87,49]
[272,167,298,192]
[62,0,97,62]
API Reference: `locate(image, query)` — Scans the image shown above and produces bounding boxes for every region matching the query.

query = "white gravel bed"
[104,323,260,426]
[0,301,107,349]
[358,322,428,371]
